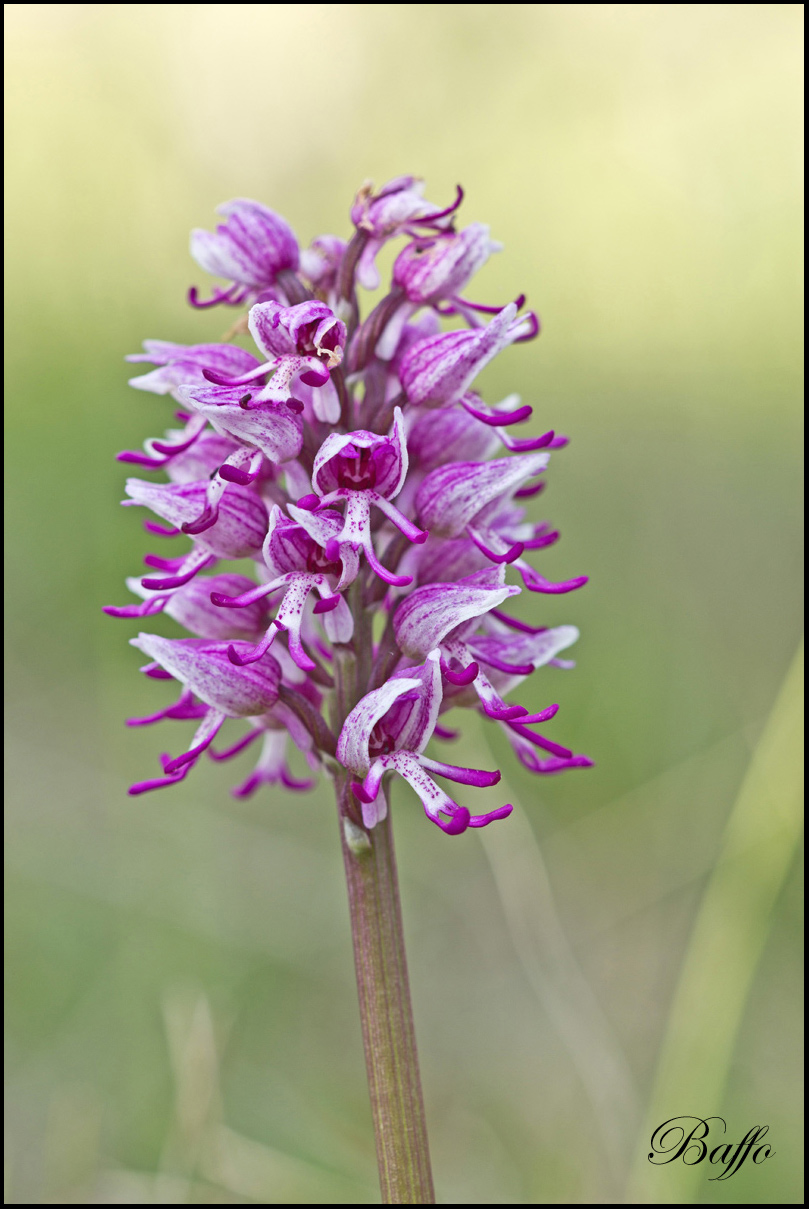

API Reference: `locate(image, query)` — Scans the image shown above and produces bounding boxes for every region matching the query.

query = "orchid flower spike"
[109,175,590,819]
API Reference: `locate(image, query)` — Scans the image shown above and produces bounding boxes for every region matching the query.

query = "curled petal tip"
[519,704,560,724]
[481,701,528,721]
[378,570,414,588]
[522,571,589,595]
[468,803,513,827]
[441,658,479,687]
[181,513,217,536]
[437,806,470,835]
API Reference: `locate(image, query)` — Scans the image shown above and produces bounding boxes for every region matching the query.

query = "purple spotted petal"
[131,634,281,717]
[394,568,520,659]
[400,303,526,407]
[177,383,303,464]
[407,407,500,471]
[393,224,500,305]
[416,453,549,538]
[124,479,268,559]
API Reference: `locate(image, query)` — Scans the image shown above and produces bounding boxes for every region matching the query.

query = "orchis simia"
[108,177,591,1204]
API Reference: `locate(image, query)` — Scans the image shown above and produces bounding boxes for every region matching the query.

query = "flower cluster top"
[108,177,591,835]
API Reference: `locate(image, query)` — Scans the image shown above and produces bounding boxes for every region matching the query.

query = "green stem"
[335,774,435,1204]
[330,573,434,1201]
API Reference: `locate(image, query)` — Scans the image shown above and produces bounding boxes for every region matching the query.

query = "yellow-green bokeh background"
[4,4,803,1203]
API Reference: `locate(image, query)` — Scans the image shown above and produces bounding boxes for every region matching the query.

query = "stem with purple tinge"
[335,772,435,1204]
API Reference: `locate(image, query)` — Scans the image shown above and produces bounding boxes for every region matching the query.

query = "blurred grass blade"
[478,756,640,1190]
[627,640,804,1203]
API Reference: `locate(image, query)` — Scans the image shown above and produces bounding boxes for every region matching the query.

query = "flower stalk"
[336,775,435,1204]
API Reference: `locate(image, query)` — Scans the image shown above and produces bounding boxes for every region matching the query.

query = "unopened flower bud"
[393,224,500,305]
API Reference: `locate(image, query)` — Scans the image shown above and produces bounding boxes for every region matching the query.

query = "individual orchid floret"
[336,652,512,835]
[250,300,346,370]
[123,478,268,590]
[300,407,427,586]
[351,224,502,365]
[349,177,464,291]
[121,336,305,480]
[393,569,582,733]
[351,177,458,240]
[197,301,347,412]
[189,198,300,307]
[124,387,302,490]
[128,633,282,793]
[416,453,588,594]
[400,302,537,408]
[209,505,357,671]
[392,224,500,306]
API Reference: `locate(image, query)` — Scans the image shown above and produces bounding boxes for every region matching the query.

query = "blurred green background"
[4,4,803,1203]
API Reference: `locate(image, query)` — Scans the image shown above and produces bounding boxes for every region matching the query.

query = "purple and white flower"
[337,653,512,834]
[189,198,300,307]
